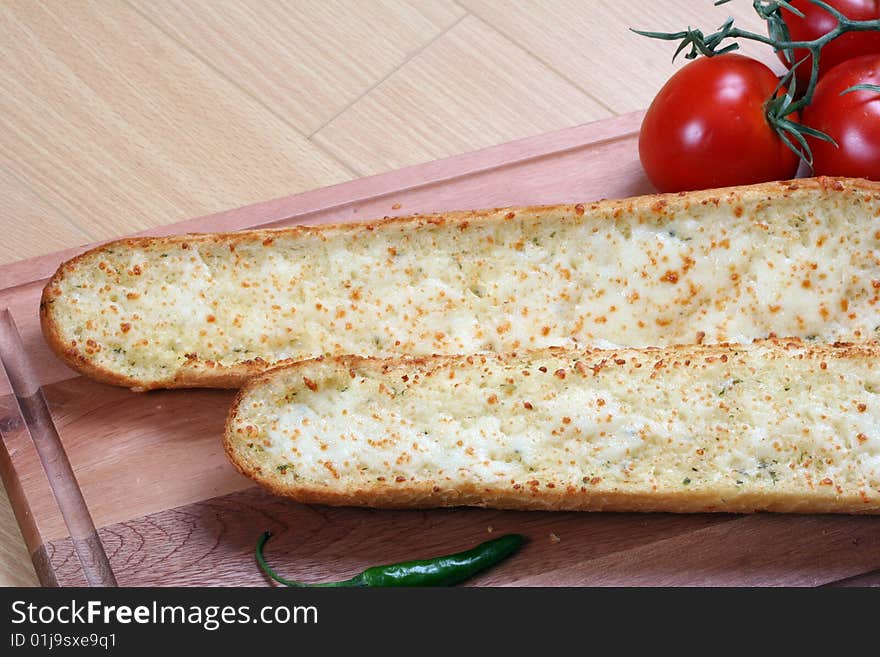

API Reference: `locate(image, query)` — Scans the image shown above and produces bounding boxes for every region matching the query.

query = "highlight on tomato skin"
[638,54,801,193]
[777,0,880,88]
[802,54,880,180]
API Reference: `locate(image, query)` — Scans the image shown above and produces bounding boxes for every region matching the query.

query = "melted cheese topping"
[230,344,880,509]
[46,184,880,386]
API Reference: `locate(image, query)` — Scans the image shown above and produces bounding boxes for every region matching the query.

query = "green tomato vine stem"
[632,0,880,166]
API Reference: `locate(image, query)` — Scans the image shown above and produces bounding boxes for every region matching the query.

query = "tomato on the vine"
[639,54,801,193]
[778,0,880,87]
[802,54,880,179]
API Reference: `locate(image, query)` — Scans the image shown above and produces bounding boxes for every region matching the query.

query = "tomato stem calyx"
[766,59,838,165]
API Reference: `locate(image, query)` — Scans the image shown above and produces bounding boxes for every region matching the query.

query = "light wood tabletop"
[1,0,780,586]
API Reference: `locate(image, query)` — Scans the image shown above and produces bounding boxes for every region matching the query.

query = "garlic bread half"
[42,177,880,389]
[225,340,880,514]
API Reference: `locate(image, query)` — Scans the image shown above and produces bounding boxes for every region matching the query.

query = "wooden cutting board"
[2,111,879,587]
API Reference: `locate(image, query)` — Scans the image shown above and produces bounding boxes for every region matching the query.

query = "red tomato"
[639,54,800,193]
[778,0,880,88]
[802,54,880,179]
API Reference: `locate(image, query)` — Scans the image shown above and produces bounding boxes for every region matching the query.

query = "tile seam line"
[122,0,360,179]
[463,8,619,116]
[307,12,469,139]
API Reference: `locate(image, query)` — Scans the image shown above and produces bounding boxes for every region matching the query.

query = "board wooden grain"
[1,112,878,587]
[42,488,880,587]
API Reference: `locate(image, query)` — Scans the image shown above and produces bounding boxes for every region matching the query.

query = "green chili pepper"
[256,531,524,587]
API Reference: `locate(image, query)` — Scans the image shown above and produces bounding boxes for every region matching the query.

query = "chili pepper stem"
[256,531,525,588]
[255,532,362,587]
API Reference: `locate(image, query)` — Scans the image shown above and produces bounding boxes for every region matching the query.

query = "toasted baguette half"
[225,340,880,514]
[42,177,880,390]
